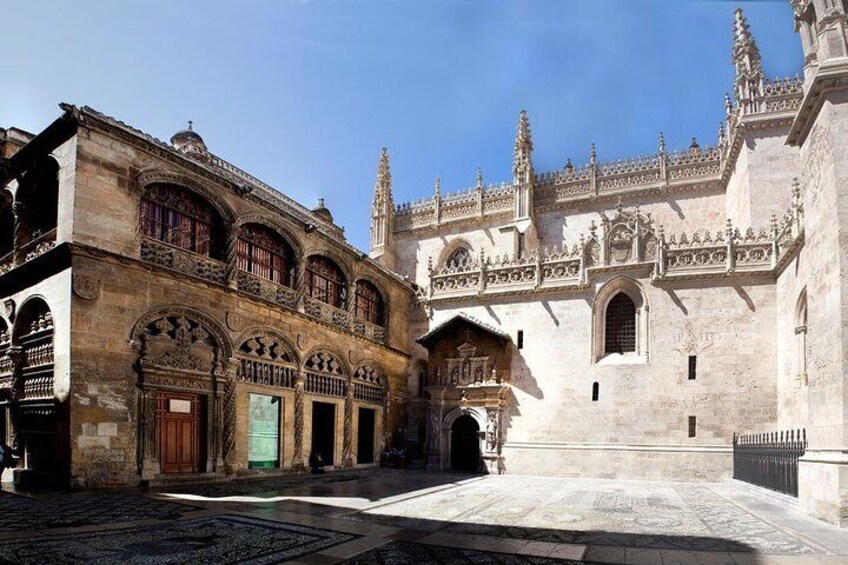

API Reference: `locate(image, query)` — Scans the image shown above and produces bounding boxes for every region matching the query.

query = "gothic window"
[604,293,636,354]
[237,224,295,286]
[446,247,472,268]
[140,183,220,257]
[306,256,346,309]
[593,278,647,364]
[592,382,599,401]
[354,280,384,326]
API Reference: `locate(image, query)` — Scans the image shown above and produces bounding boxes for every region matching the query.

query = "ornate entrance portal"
[450,415,480,472]
[416,313,511,474]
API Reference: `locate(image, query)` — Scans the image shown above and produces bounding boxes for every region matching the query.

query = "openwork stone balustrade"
[426,194,804,302]
[140,238,388,346]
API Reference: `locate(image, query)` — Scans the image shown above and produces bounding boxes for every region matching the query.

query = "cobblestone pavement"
[1,470,847,564]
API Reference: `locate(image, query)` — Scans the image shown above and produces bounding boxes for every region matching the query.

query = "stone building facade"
[3,0,848,529]
[368,5,848,526]
[0,107,415,488]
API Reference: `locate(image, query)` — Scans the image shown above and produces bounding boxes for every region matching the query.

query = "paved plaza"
[0,470,846,564]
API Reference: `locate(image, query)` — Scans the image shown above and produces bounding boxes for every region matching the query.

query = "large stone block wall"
[725,126,799,230]
[428,274,777,480]
[68,252,409,486]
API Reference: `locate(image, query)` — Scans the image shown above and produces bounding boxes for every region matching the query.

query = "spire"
[434,176,441,198]
[732,9,764,106]
[658,132,666,154]
[589,143,597,165]
[512,109,534,181]
[476,167,484,190]
[372,146,392,210]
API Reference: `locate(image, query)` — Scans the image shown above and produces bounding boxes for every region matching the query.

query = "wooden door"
[157,392,202,474]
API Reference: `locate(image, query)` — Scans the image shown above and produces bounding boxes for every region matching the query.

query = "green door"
[248,394,280,468]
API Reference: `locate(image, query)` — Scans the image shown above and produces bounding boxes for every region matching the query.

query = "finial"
[187,120,193,131]
[590,143,597,165]
[732,8,763,93]
[658,132,666,154]
[565,158,574,174]
[434,176,441,197]
[689,137,701,155]
[476,167,484,189]
[513,109,533,179]
[373,146,392,207]
[718,122,727,145]
[317,197,325,207]
[724,92,733,114]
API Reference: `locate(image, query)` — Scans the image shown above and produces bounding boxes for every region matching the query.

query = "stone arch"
[353,359,386,387]
[301,345,350,376]
[130,306,235,479]
[235,328,299,366]
[438,237,475,268]
[352,277,389,328]
[304,253,350,310]
[442,406,486,473]
[303,248,353,286]
[591,277,649,363]
[130,305,233,363]
[235,212,305,261]
[411,359,428,398]
[136,169,236,225]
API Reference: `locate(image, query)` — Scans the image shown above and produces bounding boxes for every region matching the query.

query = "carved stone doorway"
[450,414,480,472]
[311,401,336,466]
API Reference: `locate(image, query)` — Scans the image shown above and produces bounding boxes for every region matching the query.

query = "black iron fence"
[732,429,806,497]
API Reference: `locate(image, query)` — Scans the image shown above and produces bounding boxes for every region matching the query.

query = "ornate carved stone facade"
[0,104,412,489]
[363,5,848,527]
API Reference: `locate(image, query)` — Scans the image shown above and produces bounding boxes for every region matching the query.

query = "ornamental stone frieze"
[423,188,805,303]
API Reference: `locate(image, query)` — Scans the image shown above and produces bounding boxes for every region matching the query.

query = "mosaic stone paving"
[342,541,594,565]
[0,490,194,532]
[352,476,825,555]
[0,514,357,564]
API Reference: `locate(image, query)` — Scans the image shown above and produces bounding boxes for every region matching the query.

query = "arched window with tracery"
[446,247,472,268]
[354,280,384,326]
[604,293,636,354]
[237,224,296,287]
[140,183,221,257]
[306,256,346,309]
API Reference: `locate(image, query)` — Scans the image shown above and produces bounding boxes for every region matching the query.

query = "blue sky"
[1,0,800,250]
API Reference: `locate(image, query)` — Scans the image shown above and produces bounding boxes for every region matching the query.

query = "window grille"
[688,356,697,380]
[688,416,697,438]
[592,382,599,401]
[307,256,346,308]
[604,293,636,354]
[517,330,524,350]
[355,280,384,325]
[237,224,293,286]
[140,185,216,256]
[446,247,471,268]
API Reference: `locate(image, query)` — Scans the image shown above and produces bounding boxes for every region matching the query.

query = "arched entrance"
[450,414,480,472]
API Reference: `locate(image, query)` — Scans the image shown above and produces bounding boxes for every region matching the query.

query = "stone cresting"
[424,187,804,302]
[391,76,802,234]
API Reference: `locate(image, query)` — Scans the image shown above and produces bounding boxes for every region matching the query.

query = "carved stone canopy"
[416,312,510,351]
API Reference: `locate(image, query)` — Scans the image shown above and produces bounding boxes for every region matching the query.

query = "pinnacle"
[732,7,761,70]
[373,146,392,206]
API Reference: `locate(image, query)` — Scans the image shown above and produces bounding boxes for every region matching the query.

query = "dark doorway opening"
[357,407,376,464]
[311,401,336,466]
[451,415,480,472]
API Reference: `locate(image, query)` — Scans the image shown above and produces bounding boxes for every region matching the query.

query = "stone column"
[342,380,354,468]
[223,226,240,289]
[139,388,160,480]
[291,372,306,472]
[11,201,25,267]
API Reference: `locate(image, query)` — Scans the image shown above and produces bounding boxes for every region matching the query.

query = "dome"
[170,121,207,153]
[311,198,334,223]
